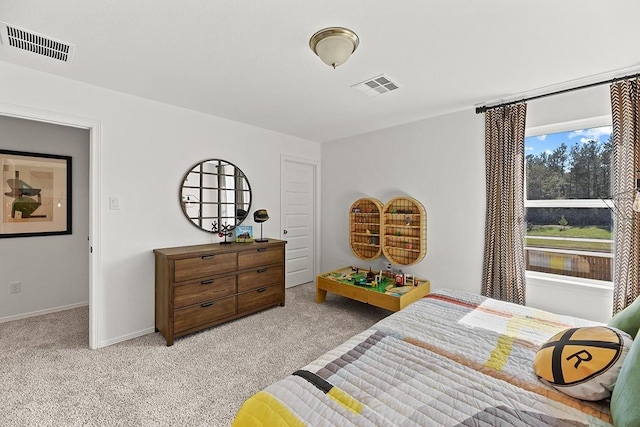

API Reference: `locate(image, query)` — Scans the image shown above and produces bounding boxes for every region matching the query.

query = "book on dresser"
[153,239,286,346]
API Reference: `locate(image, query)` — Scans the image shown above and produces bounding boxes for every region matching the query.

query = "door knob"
[283,229,288,234]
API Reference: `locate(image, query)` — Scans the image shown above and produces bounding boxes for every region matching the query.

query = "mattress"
[233,288,612,426]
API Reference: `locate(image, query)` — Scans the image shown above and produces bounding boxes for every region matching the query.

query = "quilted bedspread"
[233,289,613,426]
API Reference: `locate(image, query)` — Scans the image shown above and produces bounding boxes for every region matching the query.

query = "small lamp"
[309,27,359,69]
[254,209,269,242]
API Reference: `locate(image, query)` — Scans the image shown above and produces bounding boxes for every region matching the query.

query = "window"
[525,125,613,284]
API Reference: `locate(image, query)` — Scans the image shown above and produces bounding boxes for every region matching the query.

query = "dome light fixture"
[309,27,359,69]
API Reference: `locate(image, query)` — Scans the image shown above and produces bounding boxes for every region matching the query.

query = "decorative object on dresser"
[154,239,286,346]
[213,221,234,244]
[235,225,254,242]
[253,209,269,242]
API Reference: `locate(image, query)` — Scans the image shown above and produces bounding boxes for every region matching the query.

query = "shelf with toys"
[382,197,426,266]
[349,196,426,266]
[349,198,384,260]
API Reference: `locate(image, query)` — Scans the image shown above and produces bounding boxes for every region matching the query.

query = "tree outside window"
[525,126,613,283]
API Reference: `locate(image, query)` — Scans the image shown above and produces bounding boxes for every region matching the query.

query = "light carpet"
[0,282,390,426]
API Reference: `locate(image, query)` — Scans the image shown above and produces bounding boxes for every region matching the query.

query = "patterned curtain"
[611,78,640,314]
[482,103,527,305]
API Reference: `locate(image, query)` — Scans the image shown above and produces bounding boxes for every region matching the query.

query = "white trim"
[280,154,321,287]
[0,301,88,324]
[526,236,613,244]
[525,115,612,137]
[526,270,613,290]
[526,246,613,258]
[0,102,102,349]
[99,327,156,347]
[526,199,611,208]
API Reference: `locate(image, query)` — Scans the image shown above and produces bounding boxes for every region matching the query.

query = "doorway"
[0,103,100,349]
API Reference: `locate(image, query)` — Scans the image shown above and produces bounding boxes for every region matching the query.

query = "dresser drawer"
[237,265,284,293]
[174,275,236,309]
[238,246,283,270]
[174,295,236,334]
[237,284,284,314]
[174,252,237,282]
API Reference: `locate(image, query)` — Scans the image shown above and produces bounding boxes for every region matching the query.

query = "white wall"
[322,84,614,322]
[0,57,616,344]
[322,109,486,293]
[0,116,89,320]
[0,62,320,347]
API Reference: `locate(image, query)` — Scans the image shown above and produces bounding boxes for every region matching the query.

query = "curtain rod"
[475,72,640,114]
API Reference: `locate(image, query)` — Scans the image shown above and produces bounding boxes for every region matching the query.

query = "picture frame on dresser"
[235,225,254,242]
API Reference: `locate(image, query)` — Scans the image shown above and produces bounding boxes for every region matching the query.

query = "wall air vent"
[351,74,400,97]
[0,21,75,62]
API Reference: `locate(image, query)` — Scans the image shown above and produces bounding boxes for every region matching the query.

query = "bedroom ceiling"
[0,1,639,143]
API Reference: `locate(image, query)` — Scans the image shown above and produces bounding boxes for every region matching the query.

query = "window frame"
[524,115,614,288]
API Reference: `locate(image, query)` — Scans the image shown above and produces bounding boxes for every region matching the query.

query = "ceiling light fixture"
[309,27,359,69]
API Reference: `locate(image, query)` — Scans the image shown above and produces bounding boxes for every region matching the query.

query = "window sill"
[526,271,613,291]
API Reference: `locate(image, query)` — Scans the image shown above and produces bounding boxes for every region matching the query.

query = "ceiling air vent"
[0,21,75,62]
[352,74,400,97]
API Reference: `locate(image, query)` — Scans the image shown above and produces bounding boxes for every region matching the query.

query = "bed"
[233,288,636,426]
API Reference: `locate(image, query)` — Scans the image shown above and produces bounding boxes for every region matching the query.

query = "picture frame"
[0,149,72,238]
[235,225,253,242]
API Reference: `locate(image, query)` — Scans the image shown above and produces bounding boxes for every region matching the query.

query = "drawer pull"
[257,287,267,293]
[201,255,215,260]
[257,268,267,273]
[201,301,214,308]
[257,248,267,252]
[201,279,214,285]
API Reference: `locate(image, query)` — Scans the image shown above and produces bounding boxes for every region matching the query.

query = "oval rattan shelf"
[349,198,384,260]
[382,197,426,266]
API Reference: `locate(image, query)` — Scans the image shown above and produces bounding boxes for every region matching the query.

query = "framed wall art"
[0,149,72,238]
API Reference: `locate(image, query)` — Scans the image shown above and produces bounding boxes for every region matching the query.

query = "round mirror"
[179,159,252,233]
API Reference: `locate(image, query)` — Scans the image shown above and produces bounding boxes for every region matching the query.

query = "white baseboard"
[0,301,89,324]
[98,327,156,348]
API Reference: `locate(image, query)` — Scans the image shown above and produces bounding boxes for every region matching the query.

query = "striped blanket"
[233,289,612,426]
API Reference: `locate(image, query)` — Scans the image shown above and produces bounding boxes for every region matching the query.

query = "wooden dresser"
[154,239,286,346]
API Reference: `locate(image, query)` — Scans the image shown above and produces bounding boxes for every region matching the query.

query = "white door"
[281,157,316,287]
